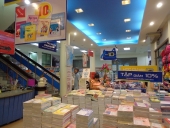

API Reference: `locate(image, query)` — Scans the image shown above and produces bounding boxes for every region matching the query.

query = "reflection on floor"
[1,119,23,128]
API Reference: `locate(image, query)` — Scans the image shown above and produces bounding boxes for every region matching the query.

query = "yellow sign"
[35,2,52,19]
[120,66,158,72]
[4,0,21,6]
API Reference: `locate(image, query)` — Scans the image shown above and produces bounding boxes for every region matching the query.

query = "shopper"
[73,67,81,90]
[90,73,102,90]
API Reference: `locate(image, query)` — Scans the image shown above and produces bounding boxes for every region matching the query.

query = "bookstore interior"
[1,0,170,128]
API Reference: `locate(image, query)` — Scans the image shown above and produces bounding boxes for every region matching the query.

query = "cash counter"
[0,90,34,126]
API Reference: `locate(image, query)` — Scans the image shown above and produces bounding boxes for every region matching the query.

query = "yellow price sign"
[35,2,52,19]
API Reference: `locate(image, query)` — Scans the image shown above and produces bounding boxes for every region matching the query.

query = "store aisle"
[1,119,23,128]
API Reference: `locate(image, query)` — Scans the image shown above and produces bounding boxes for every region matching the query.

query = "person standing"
[73,67,81,90]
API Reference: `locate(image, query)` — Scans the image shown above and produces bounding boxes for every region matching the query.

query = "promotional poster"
[15,0,66,44]
[66,45,73,67]
[39,41,57,52]
[100,48,117,60]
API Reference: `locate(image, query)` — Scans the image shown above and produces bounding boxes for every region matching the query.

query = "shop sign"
[118,71,162,82]
[0,30,15,55]
[4,0,21,6]
[15,0,66,44]
[100,48,117,60]
[120,66,158,72]
[82,68,90,78]
[38,41,57,52]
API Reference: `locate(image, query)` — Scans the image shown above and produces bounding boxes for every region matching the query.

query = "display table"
[0,90,34,126]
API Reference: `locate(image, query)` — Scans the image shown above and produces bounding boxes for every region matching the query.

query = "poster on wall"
[39,41,57,52]
[82,68,90,78]
[83,53,88,67]
[15,0,66,44]
[0,30,15,55]
[66,67,72,93]
[52,54,60,68]
[100,48,117,60]
[4,0,21,6]
[66,45,74,67]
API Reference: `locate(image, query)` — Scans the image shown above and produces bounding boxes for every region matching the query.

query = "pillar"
[90,50,96,78]
[37,52,42,65]
[168,16,170,43]
[60,34,70,97]
[151,42,157,65]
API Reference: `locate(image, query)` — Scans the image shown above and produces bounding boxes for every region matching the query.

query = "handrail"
[15,49,60,81]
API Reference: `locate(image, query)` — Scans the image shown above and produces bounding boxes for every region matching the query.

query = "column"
[168,15,170,43]
[90,50,96,78]
[60,34,70,97]
[37,52,42,65]
[151,42,157,65]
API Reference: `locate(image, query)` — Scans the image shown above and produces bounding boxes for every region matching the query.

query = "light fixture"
[73,46,79,49]
[149,21,154,26]
[17,48,20,50]
[97,32,101,35]
[25,0,30,4]
[83,39,86,41]
[124,18,131,22]
[157,2,163,8]
[143,40,146,42]
[29,51,35,53]
[57,41,61,43]
[127,37,131,39]
[126,30,131,32]
[103,39,106,41]
[75,8,83,13]
[122,0,130,5]
[80,50,87,53]
[124,47,130,50]
[74,32,77,36]
[88,23,94,26]
[32,3,38,9]
[91,44,93,46]
[31,43,38,46]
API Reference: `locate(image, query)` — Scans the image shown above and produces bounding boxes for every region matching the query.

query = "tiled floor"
[1,119,23,128]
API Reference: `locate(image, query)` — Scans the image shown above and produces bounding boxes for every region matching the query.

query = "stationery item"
[49,18,60,36]
[27,15,39,25]
[16,21,26,37]
[37,19,51,36]
[25,24,36,41]
[20,22,31,39]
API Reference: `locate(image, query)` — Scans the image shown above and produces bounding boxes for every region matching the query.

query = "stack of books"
[79,94,86,109]
[112,95,119,105]
[149,108,162,123]
[98,95,105,126]
[85,95,92,110]
[164,118,170,128]
[141,93,149,101]
[134,102,149,118]
[92,101,99,118]
[93,118,99,128]
[67,95,74,104]
[67,123,76,128]
[35,94,52,99]
[150,122,165,128]
[126,94,134,102]
[150,98,161,109]
[119,95,126,104]
[133,90,141,96]
[52,107,71,128]
[105,96,112,105]
[46,97,61,106]
[133,117,150,128]
[23,99,34,128]
[161,101,170,118]
[73,95,79,105]
[62,95,68,103]
[118,105,133,123]
[76,109,94,128]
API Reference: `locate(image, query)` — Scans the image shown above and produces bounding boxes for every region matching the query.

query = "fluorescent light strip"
[31,43,38,46]
[122,0,130,5]
[73,46,79,49]
[88,23,94,26]
[80,50,87,53]
[126,30,131,32]
[124,47,130,50]
[124,18,131,22]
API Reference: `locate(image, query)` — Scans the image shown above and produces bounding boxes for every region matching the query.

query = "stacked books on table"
[98,95,105,126]
[93,118,99,128]
[67,123,76,128]
[92,101,99,118]
[76,109,94,128]
[164,118,170,128]
[73,95,79,105]
[62,95,68,103]
[126,94,134,102]
[79,94,86,109]
[161,101,170,118]
[85,94,92,110]
[150,97,161,109]
[67,95,74,104]
[133,117,150,128]
[46,97,61,106]
[149,108,162,123]
[35,94,52,99]
[112,95,119,105]
[134,102,149,118]
[150,122,165,128]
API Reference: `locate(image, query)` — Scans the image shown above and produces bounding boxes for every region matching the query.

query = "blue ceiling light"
[67,0,147,46]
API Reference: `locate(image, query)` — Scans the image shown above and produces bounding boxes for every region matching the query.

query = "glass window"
[42,53,51,67]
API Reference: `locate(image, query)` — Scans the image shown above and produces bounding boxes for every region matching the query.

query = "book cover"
[20,22,31,39]
[49,18,60,36]
[27,15,39,25]
[118,105,133,112]
[77,109,93,116]
[51,12,65,30]
[103,108,118,116]
[16,21,26,37]
[37,19,51,36]
[25,25,36,41]
[53,108,70,116]
[134,117,150,126]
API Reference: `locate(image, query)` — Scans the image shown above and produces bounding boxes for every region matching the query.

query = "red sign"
[88,50,93,57]
[16,7,25,18]
[0,30,15,55]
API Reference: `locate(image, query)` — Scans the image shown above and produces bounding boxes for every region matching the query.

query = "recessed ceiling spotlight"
[73,46,79,49]
[31,43,38,46]
[17,48,20,50]
[83,39,86,41]
[91,44,93,46]
[97,32,101,35]
[74,32,77,36]
[143,40,146,42]
[124,18,131,22]
[103,39,106,41]
[88,23,94,26]
[25,0,30,4]
[80,50,87,53]
[127,37,131,39]
[157,2,163,8]
[149,21,154,26]
[75,8,83,13]
[122,0,130,5]
[126,30,131,32]
[124,47,130,50]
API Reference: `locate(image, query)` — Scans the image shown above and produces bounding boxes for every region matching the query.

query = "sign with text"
[4,0,21,6]
[39,41,57,52]
[15,0,66,44]
[82,68,90,78]
[118,71,162,82]
[0,30,15,55]
[100,48,117,60]
[120,66,158,72]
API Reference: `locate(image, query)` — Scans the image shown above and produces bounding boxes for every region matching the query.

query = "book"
[27,15,39,25]
[20,22,31,39]
[48,18,60,36]
[37,19,51,36]
[133,117,150,128]
[25,25,36,41]
[16,21,26,37]
[51,12,65,30]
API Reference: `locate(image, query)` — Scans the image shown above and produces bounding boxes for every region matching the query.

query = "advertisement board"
[39,41,57,52]
[120,66,158,72]
[0,30,15,55]
[100,48,117,60]
[4,0,21,6]
[15,0,66,44]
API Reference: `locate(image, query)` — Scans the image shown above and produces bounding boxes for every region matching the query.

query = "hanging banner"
[4,0,21,6]
[15,0,66,44]
[0,30,15,55]
[82,68,90,78]
[100,48,117,60]
[88,50,93,57]
[120,66,158,72]
[66,67,72,93]
[66,45,73,67]
[83,53,88,67]
[39,41,57,52]
[118,71,162,82]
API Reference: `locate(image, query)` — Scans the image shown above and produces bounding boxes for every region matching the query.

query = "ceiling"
[67,0,147,46]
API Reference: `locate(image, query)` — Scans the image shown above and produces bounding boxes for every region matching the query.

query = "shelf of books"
[21,88,170,128]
